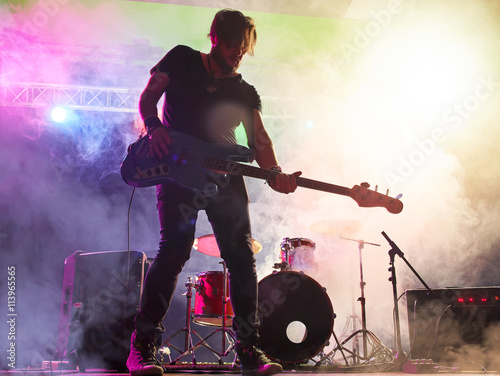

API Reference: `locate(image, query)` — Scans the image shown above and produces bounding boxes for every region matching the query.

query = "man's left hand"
[270,171,302,194]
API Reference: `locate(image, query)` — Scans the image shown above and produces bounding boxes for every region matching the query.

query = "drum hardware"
[165,233,262,365]
[315,236,394,366]
[162,262,237,366]
[273,237,292,270]
[193,268,234,327]
[343,235,380,362]
[315,323,394,367]
[192,262,237,362]
[273,261,289,270]
[162,276,206,364]
[274,237,317,272]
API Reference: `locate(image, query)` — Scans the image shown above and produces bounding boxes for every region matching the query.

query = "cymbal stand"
[337,238,363,363]
[339,288,362,363]
[317,236,394,366]
[343,236,380,360]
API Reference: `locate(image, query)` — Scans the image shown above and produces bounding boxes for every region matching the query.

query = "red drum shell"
[193,271,234,327]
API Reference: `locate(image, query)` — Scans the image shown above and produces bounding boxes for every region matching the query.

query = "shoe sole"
[128,365,164,376]
[241,364,283,376]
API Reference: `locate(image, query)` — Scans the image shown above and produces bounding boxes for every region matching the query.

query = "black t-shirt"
[151,45,261,147]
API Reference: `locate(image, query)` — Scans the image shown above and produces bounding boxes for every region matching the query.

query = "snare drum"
[280,237,317,271]
[193,271,234,327]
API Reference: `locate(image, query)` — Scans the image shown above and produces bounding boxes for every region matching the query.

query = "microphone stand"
[381,231,433,364]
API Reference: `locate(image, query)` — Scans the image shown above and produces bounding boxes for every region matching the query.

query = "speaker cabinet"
[406,287,500,365]
[56,250,147,371]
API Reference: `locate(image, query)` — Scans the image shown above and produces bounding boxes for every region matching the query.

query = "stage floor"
[2,360,498,376]
[0,371,497,376]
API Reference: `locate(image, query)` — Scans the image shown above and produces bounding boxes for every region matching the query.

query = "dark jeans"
[134,175,259,344]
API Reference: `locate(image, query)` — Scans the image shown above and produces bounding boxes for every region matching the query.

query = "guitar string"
[147,144,398,199]
[135,145,400,211]
[155,146,348,192]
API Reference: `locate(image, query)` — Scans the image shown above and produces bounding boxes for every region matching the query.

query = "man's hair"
[209,9,257,56]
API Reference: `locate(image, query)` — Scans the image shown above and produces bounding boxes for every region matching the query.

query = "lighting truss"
[0,82,297,119]
[1,29,297,118]
[0,82,140,112]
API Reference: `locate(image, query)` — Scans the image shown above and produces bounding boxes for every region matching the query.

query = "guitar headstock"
[348,183,403,214]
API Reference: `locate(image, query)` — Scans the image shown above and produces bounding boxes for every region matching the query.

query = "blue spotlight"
[51,106,68,123]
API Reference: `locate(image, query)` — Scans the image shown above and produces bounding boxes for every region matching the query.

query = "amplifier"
[56,250,147,371]
[406,287,500,366]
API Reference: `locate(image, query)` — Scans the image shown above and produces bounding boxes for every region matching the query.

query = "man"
[126,9,301,376]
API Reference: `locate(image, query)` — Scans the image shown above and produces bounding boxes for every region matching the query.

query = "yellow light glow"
[352,26,481,133]
[385,33,477,108]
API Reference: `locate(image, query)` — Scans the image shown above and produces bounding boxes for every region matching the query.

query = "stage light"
[306,120,315,129]
[51,106,68,123]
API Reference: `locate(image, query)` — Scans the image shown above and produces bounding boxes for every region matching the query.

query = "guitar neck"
[205,158,350,196]
[297,176,350,196]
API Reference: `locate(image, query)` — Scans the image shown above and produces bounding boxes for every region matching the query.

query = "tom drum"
[193,271,234,327]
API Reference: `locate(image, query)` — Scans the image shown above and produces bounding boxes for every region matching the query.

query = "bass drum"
[258,271,334,363]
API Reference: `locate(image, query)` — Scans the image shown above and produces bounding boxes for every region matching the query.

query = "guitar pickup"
[134,164,170,180]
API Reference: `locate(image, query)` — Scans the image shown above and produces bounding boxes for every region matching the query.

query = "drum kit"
[162,220,394,367]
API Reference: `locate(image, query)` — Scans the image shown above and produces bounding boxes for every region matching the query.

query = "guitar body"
[120,130,255,194]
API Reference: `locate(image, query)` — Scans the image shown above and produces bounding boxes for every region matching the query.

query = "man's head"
[209,9,257,57]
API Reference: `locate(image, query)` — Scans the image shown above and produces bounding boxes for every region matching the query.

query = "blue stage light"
[51,106,68,123]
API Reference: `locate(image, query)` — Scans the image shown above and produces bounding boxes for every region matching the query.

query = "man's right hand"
[149,126,171,158]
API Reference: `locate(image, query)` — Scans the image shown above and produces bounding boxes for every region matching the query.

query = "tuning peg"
[375,185,378,192]
[386,189,389,195]
[396,193,403,199]
[360,182,370,188]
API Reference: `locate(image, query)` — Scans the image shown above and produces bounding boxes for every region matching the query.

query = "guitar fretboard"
[204,157,349,196]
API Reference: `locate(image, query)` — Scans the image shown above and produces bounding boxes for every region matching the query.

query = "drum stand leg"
[161,277,205,365]
[167,325,236,366]
[316,238,394,367]
[316,327,394,367]
[196,262,238,365]
[192,261,238,365]
[314,328,350,367]
[338,311,363,364]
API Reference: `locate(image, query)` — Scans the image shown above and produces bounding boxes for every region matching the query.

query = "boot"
[126,330,164,375]
[236,341,283,376]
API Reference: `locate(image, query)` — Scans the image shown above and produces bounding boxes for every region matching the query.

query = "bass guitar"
[121,131,403,214]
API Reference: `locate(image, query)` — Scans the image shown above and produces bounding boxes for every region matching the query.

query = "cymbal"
[309,219,363,236]
[193,234,263,257]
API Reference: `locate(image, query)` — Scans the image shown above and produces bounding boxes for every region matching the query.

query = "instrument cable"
[124,186,137,364]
